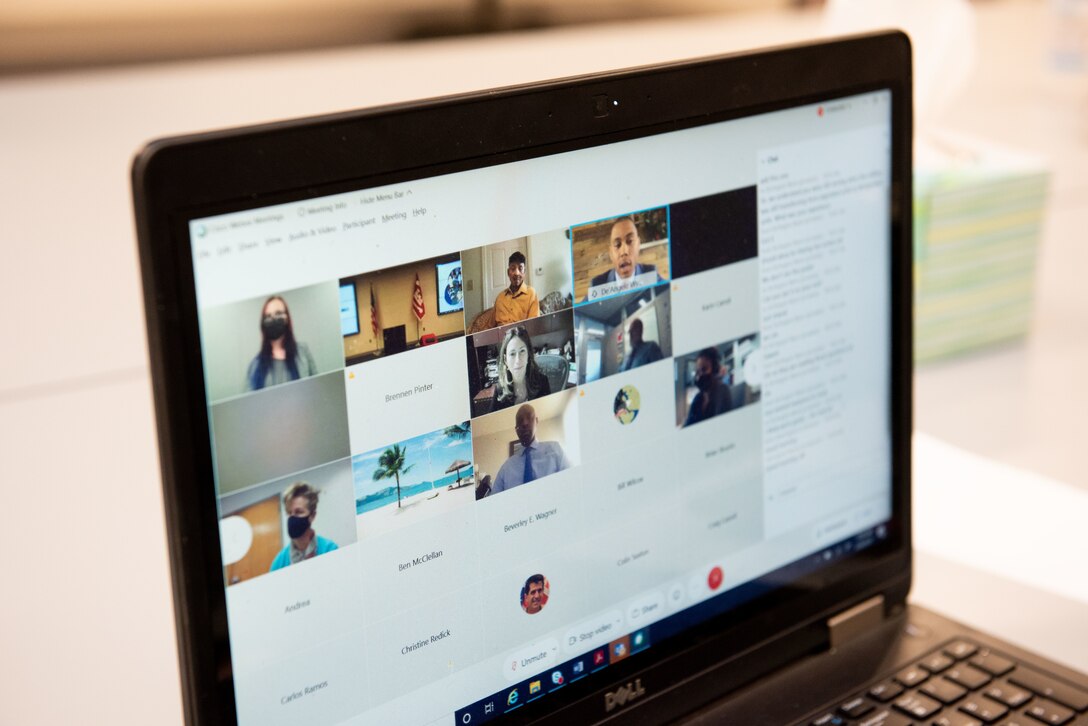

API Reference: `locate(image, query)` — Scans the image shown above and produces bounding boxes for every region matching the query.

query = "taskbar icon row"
[455,628,651,724]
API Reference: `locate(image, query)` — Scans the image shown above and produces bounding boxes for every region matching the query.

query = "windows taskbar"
[454,523,889,724]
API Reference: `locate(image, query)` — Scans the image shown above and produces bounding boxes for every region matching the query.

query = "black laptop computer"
[132,32,1088,725]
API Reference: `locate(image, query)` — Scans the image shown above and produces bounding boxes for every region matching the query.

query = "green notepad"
[914,131,1050,362]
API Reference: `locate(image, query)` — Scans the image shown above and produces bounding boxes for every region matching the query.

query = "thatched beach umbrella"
[445,459,471,487]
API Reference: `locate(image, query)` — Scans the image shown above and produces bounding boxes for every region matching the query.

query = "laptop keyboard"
[803,639,1088,726]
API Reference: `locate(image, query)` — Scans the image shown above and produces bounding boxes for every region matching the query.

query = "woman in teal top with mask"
[270,482,338,571]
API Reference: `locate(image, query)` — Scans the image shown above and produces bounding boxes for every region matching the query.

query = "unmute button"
[503,638,559,681]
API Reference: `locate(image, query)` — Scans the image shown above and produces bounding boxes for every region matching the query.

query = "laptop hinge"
[827,594,885,649]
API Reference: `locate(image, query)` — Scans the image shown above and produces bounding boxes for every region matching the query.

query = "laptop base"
[683,604,1088,725]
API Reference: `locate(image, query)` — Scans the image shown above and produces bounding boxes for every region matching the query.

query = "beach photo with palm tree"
[351,421,477,537]
[373,443,413,508]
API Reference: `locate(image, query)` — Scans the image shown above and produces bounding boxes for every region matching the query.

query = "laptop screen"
[189,88,892,725]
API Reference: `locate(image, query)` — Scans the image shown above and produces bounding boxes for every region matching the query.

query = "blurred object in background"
[0,0,810,75]
[825,0,1053,363]
[1049,0,1088,72]
[914,131,1049,363]
[823,0,976,129]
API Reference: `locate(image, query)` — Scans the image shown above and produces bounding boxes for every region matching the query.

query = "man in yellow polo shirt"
[494,251,540,325]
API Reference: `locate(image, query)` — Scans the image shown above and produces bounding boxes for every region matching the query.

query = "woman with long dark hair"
[491,325,550,411]
[246,295,318,391]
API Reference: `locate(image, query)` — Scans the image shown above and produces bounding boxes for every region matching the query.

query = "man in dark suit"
[684,346,732,427]
[587,217,663,297]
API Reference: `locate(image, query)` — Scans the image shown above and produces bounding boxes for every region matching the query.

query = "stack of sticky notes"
[913,130,1050,362]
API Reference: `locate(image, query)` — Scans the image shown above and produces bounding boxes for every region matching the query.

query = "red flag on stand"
[412,273,425,320]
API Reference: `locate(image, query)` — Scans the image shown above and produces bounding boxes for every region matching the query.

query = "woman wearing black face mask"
[270,482,338,571]
[246,295,318,391]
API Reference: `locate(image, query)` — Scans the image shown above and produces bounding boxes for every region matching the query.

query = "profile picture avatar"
[520,574,550,615]
[613,385,640,425]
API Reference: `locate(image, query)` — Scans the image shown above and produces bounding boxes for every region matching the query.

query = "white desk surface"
[1,1,1085,724]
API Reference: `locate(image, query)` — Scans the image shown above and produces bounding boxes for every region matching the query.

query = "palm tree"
[373,444,414,509]
[443,422,470,440]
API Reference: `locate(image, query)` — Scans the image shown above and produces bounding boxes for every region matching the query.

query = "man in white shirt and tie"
[492,403,571,493]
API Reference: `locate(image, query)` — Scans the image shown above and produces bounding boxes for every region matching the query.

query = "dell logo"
[604,679,647,712]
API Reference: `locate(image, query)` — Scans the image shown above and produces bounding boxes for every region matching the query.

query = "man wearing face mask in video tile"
[270,482,338,571]
[683,347,732,427]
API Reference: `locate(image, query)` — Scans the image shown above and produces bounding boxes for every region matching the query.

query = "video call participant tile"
[673,403,764,497]
[461,228,574,336]
[471,387,581,502]
[573,284,671,385]
[211,370,350,494]
[219,458,358,587]
[355,501,476,623]
[344,337,470,454]
[576,358,674,465]
[572,207,671,304]
[225,542,365,676]
[669,258,759,356]
[365,591,483,704]
[340,253,466,367]
[682,475,765,564]
[474,465,584,574]
[668,186,758,278]
[579,509,687,610]
[232,627,369,726]
[477,546,584,656]
[465,309,576,419]
[200,281,345,404]
[579,438,674,528]
[351,420,476,542]
[673,333,762,429]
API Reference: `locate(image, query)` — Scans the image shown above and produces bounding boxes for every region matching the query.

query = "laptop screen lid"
[132,31,912,725]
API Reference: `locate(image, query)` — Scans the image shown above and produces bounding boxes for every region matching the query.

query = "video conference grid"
[193,90,893,724]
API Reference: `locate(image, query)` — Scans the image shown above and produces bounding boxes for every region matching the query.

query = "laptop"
[131,32,1088,725]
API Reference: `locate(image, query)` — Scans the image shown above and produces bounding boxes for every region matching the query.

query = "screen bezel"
[132,31,912,726]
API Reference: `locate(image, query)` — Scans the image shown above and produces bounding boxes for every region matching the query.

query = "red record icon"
[707,566,724,591]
